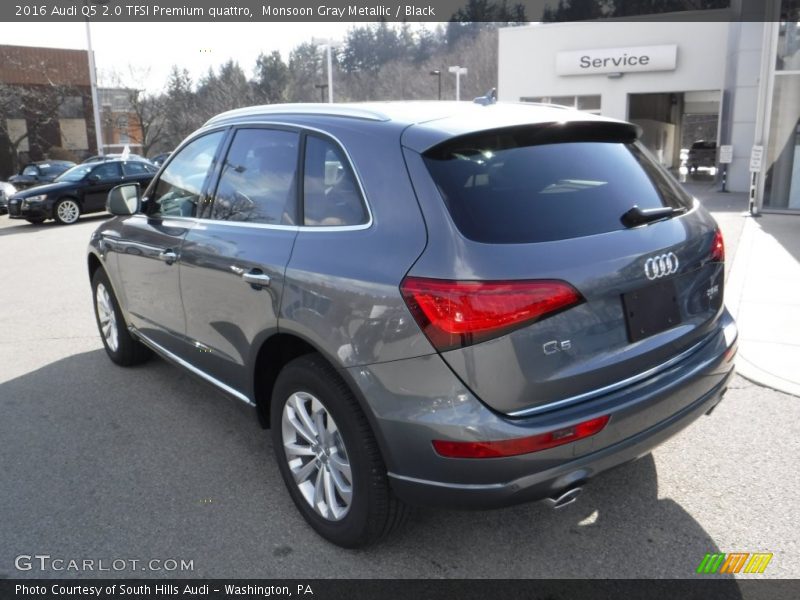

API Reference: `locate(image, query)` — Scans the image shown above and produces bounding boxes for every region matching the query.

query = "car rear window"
[423,129,693,244]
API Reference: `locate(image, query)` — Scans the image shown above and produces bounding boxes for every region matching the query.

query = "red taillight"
[400,277,583,351]
[432,416,610,459]
[710,229,725,262]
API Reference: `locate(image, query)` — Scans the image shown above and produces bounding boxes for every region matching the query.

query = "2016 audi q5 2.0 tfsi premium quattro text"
[87,102,737,547]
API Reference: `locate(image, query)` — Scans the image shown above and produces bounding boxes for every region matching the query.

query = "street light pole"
[448,66,468,101]
[312,37,336,103]
[325,43,333,103]
[429,70,442,100]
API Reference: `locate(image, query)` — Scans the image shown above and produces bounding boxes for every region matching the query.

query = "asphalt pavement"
[0,195,797,582]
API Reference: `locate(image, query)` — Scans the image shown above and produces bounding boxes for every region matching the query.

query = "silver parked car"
[87,102,737,547]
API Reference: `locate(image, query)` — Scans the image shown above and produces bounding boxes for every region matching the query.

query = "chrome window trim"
[132,329,255,407]
[157,121,374,231]
[508,335,716,418]
[128,213,372,233]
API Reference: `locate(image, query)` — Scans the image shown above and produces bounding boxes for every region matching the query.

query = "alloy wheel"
[95,283,119,352]
[56,199,80,224]
[281,391,353,521]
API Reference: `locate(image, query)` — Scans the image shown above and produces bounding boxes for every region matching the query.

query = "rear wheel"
[271,354,408,547]
[26,217,45,225]
[54,198,80,224]
[92,269,151,366]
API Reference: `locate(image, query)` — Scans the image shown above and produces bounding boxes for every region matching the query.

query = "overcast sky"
[1,22,359,91]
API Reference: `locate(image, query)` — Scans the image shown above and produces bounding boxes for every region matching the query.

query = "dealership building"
[499,2,800,213]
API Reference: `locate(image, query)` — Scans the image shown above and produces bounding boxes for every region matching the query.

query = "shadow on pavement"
[0,214,110,237]
[0,350,742,588]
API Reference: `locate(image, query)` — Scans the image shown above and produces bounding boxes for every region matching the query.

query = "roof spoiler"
[424,120,642,158]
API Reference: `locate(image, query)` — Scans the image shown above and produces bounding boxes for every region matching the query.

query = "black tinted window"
[91,163,121,180]
[303,135,367,227]
[210,128,299,224]
[123,161,156,176]
[423,137,692,244]
[151,131,224,218]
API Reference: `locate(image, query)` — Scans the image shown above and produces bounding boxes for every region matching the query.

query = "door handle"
[241,270,271,289]
[158,249,178,265]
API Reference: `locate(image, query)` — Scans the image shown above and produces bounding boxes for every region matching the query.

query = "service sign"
[556,45,678,76]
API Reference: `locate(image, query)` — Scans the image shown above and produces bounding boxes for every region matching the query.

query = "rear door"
[403,123,725,416]
[121,160,158,188]
[178,126,300,396]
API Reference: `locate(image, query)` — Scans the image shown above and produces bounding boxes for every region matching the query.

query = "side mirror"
[107,183,141,216]
[89,174,101,183]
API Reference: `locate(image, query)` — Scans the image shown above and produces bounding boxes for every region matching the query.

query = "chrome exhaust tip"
[542,486,582,510]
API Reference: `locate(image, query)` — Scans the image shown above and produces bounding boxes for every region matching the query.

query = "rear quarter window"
[423,131,692,244]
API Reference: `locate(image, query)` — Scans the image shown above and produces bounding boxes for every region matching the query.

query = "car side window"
[122,161,156,176]
[22,165,39,176]
[303,135,367,227]
[210,128,299,224]
[149,131,224,218]
[91,163,121,180]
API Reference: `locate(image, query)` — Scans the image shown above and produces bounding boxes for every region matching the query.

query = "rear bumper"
[347,309,737,510]
[388,368,731,509]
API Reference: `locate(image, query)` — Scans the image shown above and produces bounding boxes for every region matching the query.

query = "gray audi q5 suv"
[88,102,737,547]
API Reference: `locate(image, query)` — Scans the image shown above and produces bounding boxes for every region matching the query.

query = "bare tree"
[101,66,167,158]
[0,80,80,175]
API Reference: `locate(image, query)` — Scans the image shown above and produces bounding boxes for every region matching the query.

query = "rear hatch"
[401,118,725,416]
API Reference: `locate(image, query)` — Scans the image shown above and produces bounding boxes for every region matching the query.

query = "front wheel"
[92,269,151,366]
[271,354,408,547]
[54,198,80,224]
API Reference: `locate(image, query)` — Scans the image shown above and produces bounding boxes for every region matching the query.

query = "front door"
[110,130,227,357]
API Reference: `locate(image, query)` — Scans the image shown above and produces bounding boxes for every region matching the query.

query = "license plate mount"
[622,279,682,343]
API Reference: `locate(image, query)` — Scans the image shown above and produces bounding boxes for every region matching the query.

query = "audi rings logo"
[644,252,679,280]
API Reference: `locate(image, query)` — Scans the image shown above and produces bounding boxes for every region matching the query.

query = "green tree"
[162,67,199,149]
[253,51,289,104]
[286,42,323,103]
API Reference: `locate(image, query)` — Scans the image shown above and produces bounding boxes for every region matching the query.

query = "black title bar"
[0,0,785,23]
[3,579,800,600]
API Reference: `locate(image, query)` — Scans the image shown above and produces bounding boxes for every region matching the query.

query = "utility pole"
[429,70,442,100]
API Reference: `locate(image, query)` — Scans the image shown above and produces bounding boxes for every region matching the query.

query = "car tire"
[91,269,151,366]
[26,217,46,224]
[271,354,408,548]
[54,197,81,224]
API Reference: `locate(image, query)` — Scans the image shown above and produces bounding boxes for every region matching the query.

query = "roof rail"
[204,103,390,127]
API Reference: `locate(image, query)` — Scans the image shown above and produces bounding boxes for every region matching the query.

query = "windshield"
[55,164,94,182]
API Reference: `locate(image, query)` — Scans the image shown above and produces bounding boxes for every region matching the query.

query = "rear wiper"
[620,205,687,228]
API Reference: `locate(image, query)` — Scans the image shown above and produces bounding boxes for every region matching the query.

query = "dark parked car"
[687,140,717,172]
[150,152,172,166]
[88,102,737,547]
[8,160,75,190]
[8,159,157,224]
